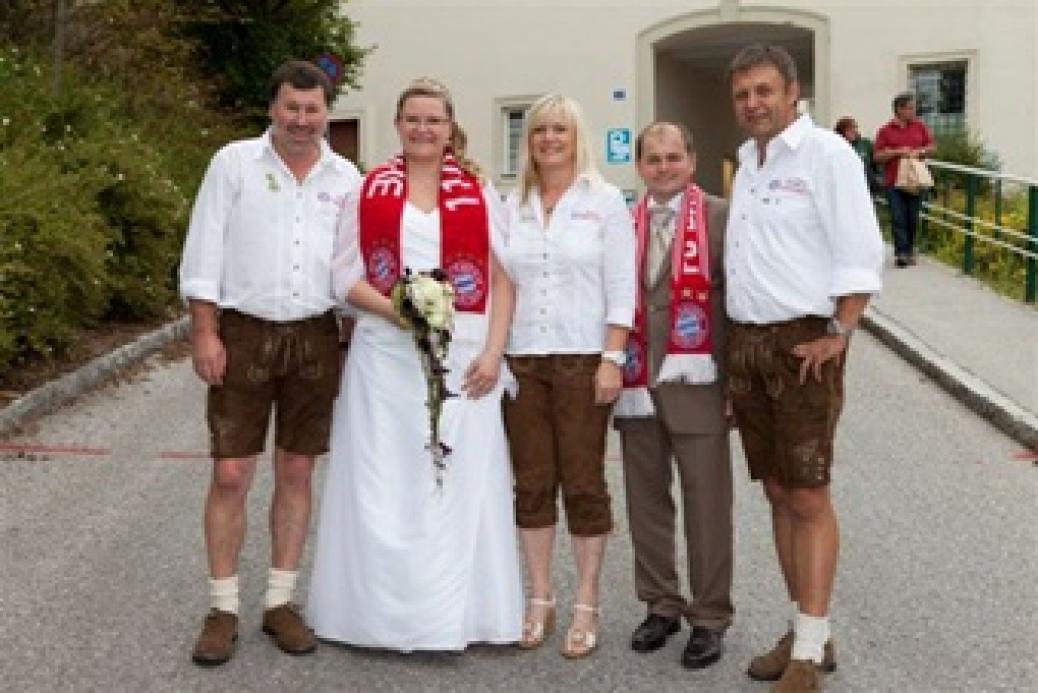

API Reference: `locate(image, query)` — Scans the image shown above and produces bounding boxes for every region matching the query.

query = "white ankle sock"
[209,575,239,615]
[791,612,830,664]
[265,568,298,609]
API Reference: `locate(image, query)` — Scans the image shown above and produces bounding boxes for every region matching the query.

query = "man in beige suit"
[614,121,733,670]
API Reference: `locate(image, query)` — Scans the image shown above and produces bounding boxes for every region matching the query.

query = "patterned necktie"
[645,205,675,287]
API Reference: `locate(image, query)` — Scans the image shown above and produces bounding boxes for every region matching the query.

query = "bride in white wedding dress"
[306,78,522,651]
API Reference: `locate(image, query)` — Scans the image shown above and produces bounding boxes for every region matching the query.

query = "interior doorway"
[328,118,359,164]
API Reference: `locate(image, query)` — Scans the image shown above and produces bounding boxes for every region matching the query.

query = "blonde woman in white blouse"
[499,94,636,658]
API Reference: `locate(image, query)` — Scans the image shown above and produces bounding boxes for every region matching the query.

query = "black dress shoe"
[630,613,681,653]
[681,626,724,669]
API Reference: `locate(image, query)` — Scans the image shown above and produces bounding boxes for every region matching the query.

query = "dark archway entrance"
[637,7,828,197]
[655,23,814,196]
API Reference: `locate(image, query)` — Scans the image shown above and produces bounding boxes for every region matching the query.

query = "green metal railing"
[879,161,1038,303]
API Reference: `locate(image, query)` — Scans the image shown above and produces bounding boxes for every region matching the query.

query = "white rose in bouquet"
[410,274,454,331]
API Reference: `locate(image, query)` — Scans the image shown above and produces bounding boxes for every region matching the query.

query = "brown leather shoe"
[262,604,317,655]
[191,609,238,666]
[748,630,836,681]
[772,659,822,692]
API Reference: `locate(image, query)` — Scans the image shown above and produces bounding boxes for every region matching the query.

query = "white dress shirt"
[499,175,636,355]
[725,114,884,324]
[179,130,361,322]
[645,192,682,286]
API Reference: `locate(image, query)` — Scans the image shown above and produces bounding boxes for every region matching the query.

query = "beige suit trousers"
[619,403,734,628]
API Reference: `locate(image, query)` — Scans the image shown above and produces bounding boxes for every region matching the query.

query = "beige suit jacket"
[619,194,729,435]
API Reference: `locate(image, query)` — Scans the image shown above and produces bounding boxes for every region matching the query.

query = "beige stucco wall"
[332,0,1037,191]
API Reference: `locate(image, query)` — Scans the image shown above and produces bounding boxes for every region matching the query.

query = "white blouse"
[498,175,636,356]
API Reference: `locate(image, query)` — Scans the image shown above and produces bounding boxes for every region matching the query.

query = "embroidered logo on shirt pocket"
[570,209,602,223]
[768,177,809,195]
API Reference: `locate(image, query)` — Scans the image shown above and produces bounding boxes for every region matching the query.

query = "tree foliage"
[0,2,369,376]
[183,0,370,122]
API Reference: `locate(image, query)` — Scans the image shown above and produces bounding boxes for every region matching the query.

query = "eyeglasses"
[401,115,450,128]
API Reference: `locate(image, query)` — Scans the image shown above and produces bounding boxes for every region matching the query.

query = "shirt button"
[295,216,301,222]
[539,308,547,315]
[294,240,301,246]
[540,326,547,333]
[292,292,299,298]
[542,271,549,278]
[293,264,300,271]
[542,253,548,260]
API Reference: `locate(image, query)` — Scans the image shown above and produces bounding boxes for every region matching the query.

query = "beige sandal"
[518,596,556,649]
[561,603,599,659]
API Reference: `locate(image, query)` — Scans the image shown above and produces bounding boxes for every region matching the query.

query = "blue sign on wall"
[606,128,631,164]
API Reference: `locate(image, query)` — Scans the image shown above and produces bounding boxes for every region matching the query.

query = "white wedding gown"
[307,203,523,651]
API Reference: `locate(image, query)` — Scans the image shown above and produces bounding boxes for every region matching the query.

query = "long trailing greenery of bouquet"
[390,268,456,489]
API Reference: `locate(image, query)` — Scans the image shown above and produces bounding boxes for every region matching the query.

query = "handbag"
[895,157,934,195]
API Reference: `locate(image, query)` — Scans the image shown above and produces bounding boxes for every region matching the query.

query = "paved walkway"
[864,248,1038,448]
[1,336,1035,693]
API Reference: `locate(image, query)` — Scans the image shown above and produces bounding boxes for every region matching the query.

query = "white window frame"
[899,50,976,136]
[492,95,540,190]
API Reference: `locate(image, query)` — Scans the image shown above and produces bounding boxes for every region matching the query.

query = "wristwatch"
[601,350,627,367]
[826,317,854,338]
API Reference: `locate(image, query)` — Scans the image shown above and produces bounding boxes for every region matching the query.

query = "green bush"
[0,46,198,376]
[0,144,112,369]
[934,130,1001,172]
[69,135,190,318]
[0,1,370,380]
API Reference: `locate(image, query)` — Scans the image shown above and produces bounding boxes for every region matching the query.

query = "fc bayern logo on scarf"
[446,258,487,309]
[368,246,399,293]
[672,302,709,350]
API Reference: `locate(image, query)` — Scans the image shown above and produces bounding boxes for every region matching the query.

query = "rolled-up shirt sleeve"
[331,188,365,304]
[601,188,637,328]
[179,148,235,304]
[816,148,884,297]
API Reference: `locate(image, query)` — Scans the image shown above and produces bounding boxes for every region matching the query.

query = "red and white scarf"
[358,153,490,314]
[615,185,717,418]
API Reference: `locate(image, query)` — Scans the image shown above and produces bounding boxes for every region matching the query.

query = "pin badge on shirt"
[266,172,280,192]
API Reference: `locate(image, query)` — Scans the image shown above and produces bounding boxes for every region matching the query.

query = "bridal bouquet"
[391,268,456,489]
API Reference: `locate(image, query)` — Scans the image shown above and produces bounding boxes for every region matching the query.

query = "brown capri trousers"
[207,309,341,459]
[725,316,846,487]
[503,354,613,536]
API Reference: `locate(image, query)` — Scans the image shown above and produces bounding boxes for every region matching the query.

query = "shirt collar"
[778,113,813,150]
[258,128,339,170]
[529,170,596,205]
[738,113,813,166]
[574,170,598,190]
[646,190,684,212]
